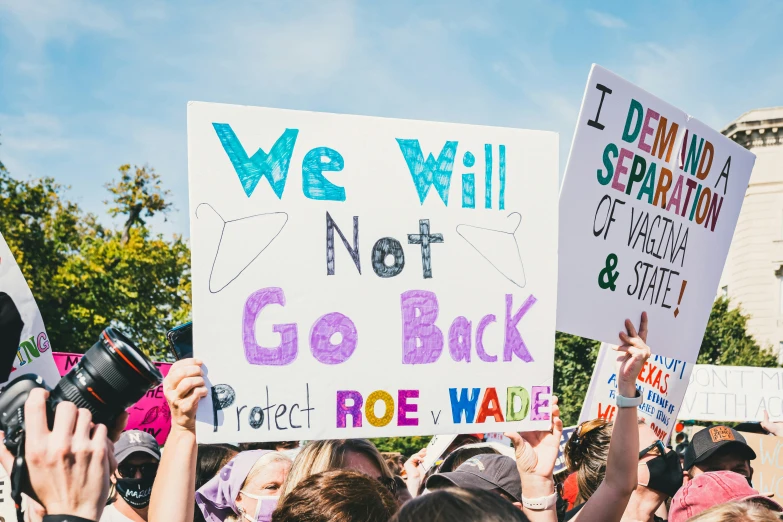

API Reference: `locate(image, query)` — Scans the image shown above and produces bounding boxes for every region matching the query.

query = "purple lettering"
[504,294,536,362]
[309,312,358,364]
[448,316,472,362]
[531,385,551,421]
[475,314,497,362]
[242,287,298,366]
[336,390,363,428]
[401,290,443,364]
[398,390,419,426]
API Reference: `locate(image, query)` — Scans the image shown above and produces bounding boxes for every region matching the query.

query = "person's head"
[240,441,301,452]
[196,450,292,522]
[426,454,522,506]
[197,444,240,490]
[685,426,756,481]
[381,452,405,476]
[111,430,161,512]
[279,439,394,500]
[669,471,783,522]
[437,445,501,473]
[390,488,530,522]
[444,434,483,456]
[687,500,783,522]
[271,470,397,522]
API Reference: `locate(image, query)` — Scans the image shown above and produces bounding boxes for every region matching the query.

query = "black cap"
[426,454,522,503]
[114,430,161,463]
[684,426,756,470]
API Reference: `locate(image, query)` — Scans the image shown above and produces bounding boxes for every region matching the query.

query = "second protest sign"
[188,103,559,442]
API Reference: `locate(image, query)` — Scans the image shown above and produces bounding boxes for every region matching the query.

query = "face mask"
[238,490,279,522]
[641,450,683,497]
[116,477,154,509]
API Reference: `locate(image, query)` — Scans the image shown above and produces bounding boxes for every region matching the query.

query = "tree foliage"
[370,436,432,458]
[0,162,189,359]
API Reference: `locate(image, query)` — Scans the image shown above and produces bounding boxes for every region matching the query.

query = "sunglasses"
[639,440,667,460]
[118,462,159,479]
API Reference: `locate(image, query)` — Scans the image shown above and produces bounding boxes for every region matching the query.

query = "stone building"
[719,107,783,356]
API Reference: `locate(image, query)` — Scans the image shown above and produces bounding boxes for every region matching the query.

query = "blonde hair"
[227,452,293,522]
[688,500,782,522]
[279,439,392,499]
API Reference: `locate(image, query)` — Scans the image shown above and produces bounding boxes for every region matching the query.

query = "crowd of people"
[4,313,783,522]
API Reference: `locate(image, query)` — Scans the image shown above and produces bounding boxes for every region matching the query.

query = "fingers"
[639,312,649,342]
[175,376,206,397]
[625,318,638,339]
[165,362,203,391]
[74,408,93,440]
[178,387,207,413]
[24,388,51,445]
[504,431,525,451]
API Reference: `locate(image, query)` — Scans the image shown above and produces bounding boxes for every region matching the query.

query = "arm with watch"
[573,312,651,522]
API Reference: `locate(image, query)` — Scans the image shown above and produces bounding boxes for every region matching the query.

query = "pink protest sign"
[52,352,172,445]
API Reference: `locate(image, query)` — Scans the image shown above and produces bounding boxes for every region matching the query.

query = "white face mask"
[238,490,278,522]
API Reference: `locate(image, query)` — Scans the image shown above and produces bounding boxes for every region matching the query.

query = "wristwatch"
[522,491,558,510]
[616,389,643,408]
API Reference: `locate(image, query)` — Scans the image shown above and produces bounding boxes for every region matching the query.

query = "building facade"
[720,108,783,355]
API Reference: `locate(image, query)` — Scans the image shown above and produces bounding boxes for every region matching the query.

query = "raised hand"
[614,312,651,398]
[761,410,783,437]
[403,447,427,497]
[505,396,564,478]
[163,358,208,434]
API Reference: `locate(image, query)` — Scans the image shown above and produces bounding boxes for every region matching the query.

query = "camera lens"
[51,327,163,425]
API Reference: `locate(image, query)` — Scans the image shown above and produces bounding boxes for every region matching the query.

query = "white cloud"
[586,9,627,29]
[0,0,121,44]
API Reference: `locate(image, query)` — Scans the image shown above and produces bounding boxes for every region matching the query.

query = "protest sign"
[580,343,692,443]
[188,102,559,443]
[557,65,754,362]
[679,365,783,422]
[0,232,59,387]
[740,431,783,502]
[554,426,576,475]
[52,352,173,445]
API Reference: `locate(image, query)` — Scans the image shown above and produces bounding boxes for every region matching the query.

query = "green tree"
[553,333,601,426]
[370,436,432,458]
[697,297,779,367]
[0,161,190,360]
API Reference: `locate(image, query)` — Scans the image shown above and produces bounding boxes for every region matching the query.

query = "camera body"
[0,327,163,455]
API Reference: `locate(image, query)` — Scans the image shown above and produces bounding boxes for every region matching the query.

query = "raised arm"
[149,358,208,522]
[575,312,650,522]
[506,395,564,522]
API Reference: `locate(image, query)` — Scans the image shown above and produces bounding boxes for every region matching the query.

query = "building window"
[721,285,728,298]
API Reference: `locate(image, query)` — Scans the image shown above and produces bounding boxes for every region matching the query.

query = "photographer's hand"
[24,388,114,522]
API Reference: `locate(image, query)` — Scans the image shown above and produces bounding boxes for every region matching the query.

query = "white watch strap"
[616,390,643,408]
[522,491,557,510]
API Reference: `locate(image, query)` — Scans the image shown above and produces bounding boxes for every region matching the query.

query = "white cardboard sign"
[0,232,59,387]
[579,343,693,443]
[557,65,754,362]
[679,365,783,422]
[187,103,559,443]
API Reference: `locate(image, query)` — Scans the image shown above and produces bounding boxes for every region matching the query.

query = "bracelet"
[616,389,643,408]
[522,491,557,510]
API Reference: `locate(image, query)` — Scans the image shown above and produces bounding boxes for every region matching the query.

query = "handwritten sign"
[52,352,172,445]
[557,65,754,362]
[580,343,692,443]
[741,431,783,502]
[187,102,559,442]
[680,365,783,422]
[554,426,577,475]
[0,232,59,387]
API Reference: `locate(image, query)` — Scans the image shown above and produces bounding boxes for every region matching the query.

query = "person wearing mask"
[196,450,291,522]
[271,470,398,522]
[425,454,523,506]
[101,430,161,522]
[669,470,783,521]
[684,426,756,481]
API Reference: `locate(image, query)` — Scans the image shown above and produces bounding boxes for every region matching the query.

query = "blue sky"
[1,0,781,237]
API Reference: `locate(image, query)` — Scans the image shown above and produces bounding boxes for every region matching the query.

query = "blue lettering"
[396,139,457,205]
[302,147,346,201]
[449,387,481,423]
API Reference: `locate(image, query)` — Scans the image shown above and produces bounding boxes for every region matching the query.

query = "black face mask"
[643,450,683,497]
[116,477,154,509]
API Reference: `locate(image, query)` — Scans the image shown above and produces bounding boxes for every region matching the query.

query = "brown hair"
[381,452,405,476]
[564,419,613,505]
[688,500,782,522]
[279,439,393,499]
[271,470,397,522]
[390,488,529,522]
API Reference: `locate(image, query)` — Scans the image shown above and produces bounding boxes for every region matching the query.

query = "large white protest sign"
[557,65,754,362]
[0,232,59,386]
[580,343,692,443]
[188,103,559,443]
[679,365,783,422]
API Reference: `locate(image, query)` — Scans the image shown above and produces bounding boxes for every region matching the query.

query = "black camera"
[0,327,163,454]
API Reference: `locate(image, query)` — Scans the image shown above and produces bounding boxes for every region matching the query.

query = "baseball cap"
[683,426,756,470]
[426,454,522,503]
[114,430,161,463]
[669,470,782,522]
